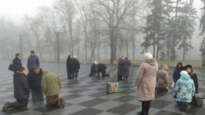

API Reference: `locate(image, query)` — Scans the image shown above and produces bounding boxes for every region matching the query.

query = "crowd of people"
[2,51,203,115]
[136,52,200,115]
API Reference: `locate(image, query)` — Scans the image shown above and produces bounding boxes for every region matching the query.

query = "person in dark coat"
[186,65,199,106]
[173,62,183,84]
[122,57,131,80]
[72,56,80,80]
[89,61,98,77]
[27,51,40,73]
[3,67,29,112]
[27,66,44,104]
[66,55,73,80]
[9,53,22,72]
[118,56,124,81]
[97,63,109,79]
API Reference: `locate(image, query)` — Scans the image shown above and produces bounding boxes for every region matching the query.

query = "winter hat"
[73,56,77,58]
[144,52,153,60]
[94,61,98,64]
[180,71,188,76]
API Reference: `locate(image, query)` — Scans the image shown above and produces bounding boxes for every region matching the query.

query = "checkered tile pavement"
[0,62,205,115]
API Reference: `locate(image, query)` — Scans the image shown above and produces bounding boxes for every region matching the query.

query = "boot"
[58,98,65,108]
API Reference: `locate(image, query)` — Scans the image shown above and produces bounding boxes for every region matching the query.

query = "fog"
[0,0,205,66]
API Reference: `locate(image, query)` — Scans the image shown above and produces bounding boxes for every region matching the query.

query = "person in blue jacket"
[174,67,195,111]
[122,57,131,80]
[27,51,40,73]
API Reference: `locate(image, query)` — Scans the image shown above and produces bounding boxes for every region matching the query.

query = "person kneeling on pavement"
[41,70,64,108]
[174,69,195,111]
[2,67,29,112]
[27,66,44,104]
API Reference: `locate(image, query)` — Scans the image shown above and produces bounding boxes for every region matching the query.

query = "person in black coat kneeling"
[2,67,29,112]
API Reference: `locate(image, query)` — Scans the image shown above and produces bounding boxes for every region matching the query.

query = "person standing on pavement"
[173,62,183,84]
[122,57,131,81]
[136,53,158,115]
[41,70,64,108]
[186,65,199,106]
[174,69,195,111]
[118,56,124,81]
[9,53,22,72]
[27,66,44,104]
[66,55,73,80]
[27,51,40,73]
[72,56,80,80]
[156,65,169,97]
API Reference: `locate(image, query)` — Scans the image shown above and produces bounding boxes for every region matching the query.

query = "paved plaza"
[0,61,205,115]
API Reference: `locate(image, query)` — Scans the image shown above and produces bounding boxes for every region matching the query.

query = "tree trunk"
[126,40,129,57]
[202,52,205,67]
[132,38,136,60]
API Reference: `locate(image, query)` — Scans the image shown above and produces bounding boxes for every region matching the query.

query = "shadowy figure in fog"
[9,53,22,72]
[97,63,109,79]
[72,56,80,80]
[3,67,29,112]
[118,56,124,81]
[122,57,131,81]
[27,66,44,104]
[136,53,158,115]
[89,61,98,77]
[66,55,73,80]
[27,51,40,73]
[173,62,183,84]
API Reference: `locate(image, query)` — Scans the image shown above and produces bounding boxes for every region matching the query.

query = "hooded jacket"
[174,71,195,103]
[136,59,158,101]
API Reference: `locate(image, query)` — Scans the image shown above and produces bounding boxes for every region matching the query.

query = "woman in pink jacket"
[136,53,158,115]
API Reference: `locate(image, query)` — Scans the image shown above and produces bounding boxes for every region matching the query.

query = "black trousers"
[7,98,28,110]
[141,101,151,115]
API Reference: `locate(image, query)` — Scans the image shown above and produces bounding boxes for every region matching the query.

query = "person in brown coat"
[136,53,158,115]
[118,56,124,81]
[156,65,169,97]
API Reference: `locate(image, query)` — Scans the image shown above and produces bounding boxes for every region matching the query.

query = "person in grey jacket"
[27,51,40,73]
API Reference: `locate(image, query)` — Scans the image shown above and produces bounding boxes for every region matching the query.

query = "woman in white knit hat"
[136,52,158,115]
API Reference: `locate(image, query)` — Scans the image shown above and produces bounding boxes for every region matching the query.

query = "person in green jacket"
[41,70,64,108]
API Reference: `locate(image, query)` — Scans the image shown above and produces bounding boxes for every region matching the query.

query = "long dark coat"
[122,58,131,77]
[12,57,22,72]
[14,72,29,100]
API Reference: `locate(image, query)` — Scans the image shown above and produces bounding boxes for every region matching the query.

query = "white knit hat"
[144,52,153,60]
[180,71,188,76]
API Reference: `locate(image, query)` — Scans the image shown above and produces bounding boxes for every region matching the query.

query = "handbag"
[106,82,119,94]
[8,64,16,71]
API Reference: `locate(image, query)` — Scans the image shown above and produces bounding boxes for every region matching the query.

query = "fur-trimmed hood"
[145,59,157,66]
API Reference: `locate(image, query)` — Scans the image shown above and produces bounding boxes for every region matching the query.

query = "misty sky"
[0,0,203,23]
